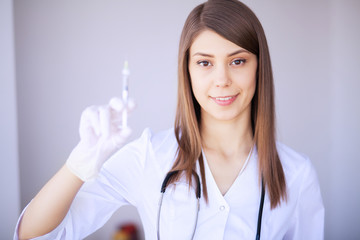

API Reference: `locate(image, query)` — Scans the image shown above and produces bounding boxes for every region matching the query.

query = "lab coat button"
[219,205,225,211]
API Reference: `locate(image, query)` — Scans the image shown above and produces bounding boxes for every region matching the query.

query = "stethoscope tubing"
[156,193,164,240]
[256,179,265,240]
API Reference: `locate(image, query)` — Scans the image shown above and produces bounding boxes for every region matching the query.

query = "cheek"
[241,66,257,97]
[190,80,204,104]
[248,76,257,96]
[246,78,257,103]
[189,71,207,99]
[242,59,258,90]
[233,70,256,92]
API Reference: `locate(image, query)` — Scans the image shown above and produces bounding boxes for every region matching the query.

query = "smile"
[215,96,233,101]
[210,94,238,106]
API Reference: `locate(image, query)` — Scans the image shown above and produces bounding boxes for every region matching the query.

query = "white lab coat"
[14,128,324,240]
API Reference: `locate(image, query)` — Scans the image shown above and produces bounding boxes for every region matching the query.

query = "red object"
[117,223,138,240]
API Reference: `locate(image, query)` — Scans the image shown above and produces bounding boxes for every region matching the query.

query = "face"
[188,30,258,124]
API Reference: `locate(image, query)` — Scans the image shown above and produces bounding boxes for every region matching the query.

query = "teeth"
[216,96,232,101]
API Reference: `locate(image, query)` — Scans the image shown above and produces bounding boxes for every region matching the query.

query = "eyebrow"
[192,49,250,58]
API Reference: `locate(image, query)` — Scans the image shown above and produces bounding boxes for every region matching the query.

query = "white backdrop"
[8,0,360,239]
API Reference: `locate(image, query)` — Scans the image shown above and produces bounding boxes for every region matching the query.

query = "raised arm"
[18,165,83,239]
[17,97,134,239]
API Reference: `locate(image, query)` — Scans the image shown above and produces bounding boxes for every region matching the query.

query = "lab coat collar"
[196,147,259,222]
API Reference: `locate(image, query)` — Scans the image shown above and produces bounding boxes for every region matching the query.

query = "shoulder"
[149,127,178,153]
[100,128,178,198]
[276,141,321,201]
[276,142,322,203]
[104,127,178,171]
[275,142,324,235]
[133,127,178,160]
[126,127,177,151]
[276,141,313,181]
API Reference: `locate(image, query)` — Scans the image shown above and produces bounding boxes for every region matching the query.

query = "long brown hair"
[170,0,286,209]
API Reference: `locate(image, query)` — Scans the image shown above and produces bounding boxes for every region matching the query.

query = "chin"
[210,112,240,122]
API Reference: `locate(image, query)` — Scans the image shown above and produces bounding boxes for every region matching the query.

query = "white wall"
[0,0,21,239]
[13,0,360,239]
[327,1,360,238]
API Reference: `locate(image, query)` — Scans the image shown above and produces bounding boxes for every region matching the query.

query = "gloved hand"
[66,97,135,181]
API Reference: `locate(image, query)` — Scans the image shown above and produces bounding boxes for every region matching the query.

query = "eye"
[197,60,212,67]
[231,58,246,66]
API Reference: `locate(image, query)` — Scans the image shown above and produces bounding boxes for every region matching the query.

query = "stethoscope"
[157,170,265,240]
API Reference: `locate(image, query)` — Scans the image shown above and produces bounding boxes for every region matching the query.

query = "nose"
[214,64,231,87]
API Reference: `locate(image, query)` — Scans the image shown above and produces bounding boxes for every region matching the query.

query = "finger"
[80,106,101,137]
[110,109,122,130]
[108,100,123,130]
[120,127,132,138]
[127,98,136,112]
[109,97,124,112]
[109,97,136,112]
[99,105,111,139]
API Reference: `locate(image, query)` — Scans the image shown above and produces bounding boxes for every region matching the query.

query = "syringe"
[122,61,130,129]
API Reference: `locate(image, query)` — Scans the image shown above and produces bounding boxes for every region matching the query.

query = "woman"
[15,0,324,239]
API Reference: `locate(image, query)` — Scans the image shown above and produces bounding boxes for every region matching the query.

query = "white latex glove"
[66,97,135,181]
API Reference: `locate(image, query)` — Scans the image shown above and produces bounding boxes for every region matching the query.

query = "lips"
[210,94,238,106]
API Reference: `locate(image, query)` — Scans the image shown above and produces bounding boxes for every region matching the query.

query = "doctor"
[15,0,324,239]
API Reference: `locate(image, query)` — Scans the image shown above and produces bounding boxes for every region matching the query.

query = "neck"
[200,113,253,158]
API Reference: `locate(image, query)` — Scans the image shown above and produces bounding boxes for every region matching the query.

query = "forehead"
[190,30,246,55]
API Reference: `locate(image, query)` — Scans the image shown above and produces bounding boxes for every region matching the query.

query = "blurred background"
[1,0,359,239]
